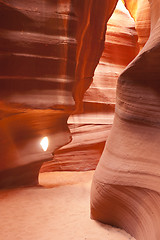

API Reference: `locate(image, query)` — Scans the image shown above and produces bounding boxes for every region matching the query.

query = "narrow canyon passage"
[40,0,139,173]
[1,0,159,240]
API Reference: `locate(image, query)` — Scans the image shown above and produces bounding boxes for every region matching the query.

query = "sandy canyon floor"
[0,171,135,240]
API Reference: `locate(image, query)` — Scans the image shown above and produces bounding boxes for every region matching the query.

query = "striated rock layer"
[91,0,160,240]
[0,0,118,187]
[41,0,140,172]
[84,0,139,107]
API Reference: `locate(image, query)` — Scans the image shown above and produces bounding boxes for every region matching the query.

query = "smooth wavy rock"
[91,0,160,239]
[41,0,140,172]
[84,0,139,108]
[40,123,112,172]
[0,0,118,187]
[124,0,150,49]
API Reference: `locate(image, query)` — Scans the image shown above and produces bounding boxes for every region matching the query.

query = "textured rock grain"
[91,1,160,240]
[0,0,118,187]
[42,0,140,172]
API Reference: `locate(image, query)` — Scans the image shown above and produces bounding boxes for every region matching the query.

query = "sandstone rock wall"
[91,0,160,239]
[41,0,140,172]
[1,1,159,239]
[0,0,118,187]
[124,0,150,49]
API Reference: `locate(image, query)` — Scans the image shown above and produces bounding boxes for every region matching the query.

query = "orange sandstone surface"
[91,1,160,240]
[0,0,118,187]
[0,0,160,240]
[41,0,140,172]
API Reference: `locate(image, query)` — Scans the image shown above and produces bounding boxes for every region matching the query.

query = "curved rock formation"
[1,0,159,238]
[91,0,160,239]
[124,0,150,49]
[84,0,139,108]
[0,0,118,187]
[41,0,140,172]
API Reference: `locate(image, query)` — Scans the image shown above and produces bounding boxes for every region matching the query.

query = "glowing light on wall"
[40,137,49,151]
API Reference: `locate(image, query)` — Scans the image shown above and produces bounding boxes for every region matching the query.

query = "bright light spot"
[116,0,131,17]
[40,137,49,151]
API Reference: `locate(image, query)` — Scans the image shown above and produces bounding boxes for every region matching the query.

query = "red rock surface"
[91,0,160,239]
[124,0,150,49]
[41,0,140,172]
[1,0,159,239]
[84,0,139,106]
[0,0,118,187]
[0,0,152,188]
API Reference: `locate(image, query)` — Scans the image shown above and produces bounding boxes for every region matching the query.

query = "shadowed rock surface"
[0,0,118,187]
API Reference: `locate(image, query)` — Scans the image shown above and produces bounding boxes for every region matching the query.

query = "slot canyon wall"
[0,0,119,187]
[0,0,160,239]
[0,0,143,182]
[91,0,160,240]
[41,0,140,172]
